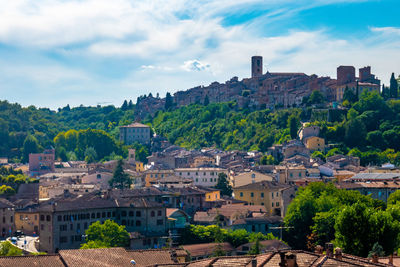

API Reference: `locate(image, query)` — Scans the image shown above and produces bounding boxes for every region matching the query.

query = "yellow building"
[303,136,325,152]
[233,181,289,216]
[15,209,39,235]
[275,166,307,184]
[135,162,144,172]
[144,169,175,187]
[205,189,221,202]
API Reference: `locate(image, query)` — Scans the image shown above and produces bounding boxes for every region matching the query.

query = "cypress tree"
[390,73,398,98]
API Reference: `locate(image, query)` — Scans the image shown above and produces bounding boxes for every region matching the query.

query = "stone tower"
[251,56,263,78]
[128,149,136,164]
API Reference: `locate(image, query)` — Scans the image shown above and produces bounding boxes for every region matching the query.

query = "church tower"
[251,56,263,78]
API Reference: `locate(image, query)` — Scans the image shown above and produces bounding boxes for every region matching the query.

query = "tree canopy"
[80,220,130,249]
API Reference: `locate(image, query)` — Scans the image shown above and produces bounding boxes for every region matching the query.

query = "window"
[272,193,274,199]
[299,172,302,177]
[203,172,206,176]
[77,223,80,230]
[272,202,274,207]
[60,225,67,231]
[136,211,141,217]
[276,192,279,197]
[10,216,13,223]
[136,220,141,226]
[157,210,162,216]
[97,174,101,179]
[107,212,111,217]
[60,236,68,243]
[129,211,134,217]
[261,202,264,206]
[250,192,254,197]
[40,215,45,221]
[252,225,256,232]
[157,219,163,225]
[121,211,127,217]
[261,192,264,198]
[84,222,88,229]
[70,224,73,230]
[97,213,100,218]
[151,211,155,217]
[41,224,44,231]
[91,213,95,219]
[57,215,62,222]
[240,192,243,197]
[276,202,280,207]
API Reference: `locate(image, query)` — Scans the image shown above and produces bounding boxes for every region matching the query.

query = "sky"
[0,0,399,109]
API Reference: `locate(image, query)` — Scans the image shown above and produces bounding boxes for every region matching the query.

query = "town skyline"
[0,0,399,109]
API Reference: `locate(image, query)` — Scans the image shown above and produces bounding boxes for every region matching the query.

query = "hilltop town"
[135,56,382,118]
[0,56,399,266]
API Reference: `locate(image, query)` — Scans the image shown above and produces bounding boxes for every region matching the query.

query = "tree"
[22,135,40,163]
[343,86,357,103]
[345,118,366,147]
[0,241,23,256]
[81,220,130,249]
[109,159,131,189]
[309,90,325,104]
[368,242,385,258]
[84,147,97,163]
[390,73,398,98]
[259,155,275,165]
[215,173,232,196]
[248,238,262,255]
[121,100,128,111]
[165,92,173,110]
[388,190,400,206]
[288,114,300,139]
[128,100,134,109]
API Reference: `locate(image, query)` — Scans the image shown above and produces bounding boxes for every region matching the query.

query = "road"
[13,236,39,253]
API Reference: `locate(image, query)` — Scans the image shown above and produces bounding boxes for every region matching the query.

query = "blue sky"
[0,0,399,109]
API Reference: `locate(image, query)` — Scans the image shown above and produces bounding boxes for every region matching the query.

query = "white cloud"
[181,60,211,72]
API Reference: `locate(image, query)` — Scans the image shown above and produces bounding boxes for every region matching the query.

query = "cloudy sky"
[0,0,399,109]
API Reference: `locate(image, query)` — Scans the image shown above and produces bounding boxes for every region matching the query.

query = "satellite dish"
[130,260,136,265]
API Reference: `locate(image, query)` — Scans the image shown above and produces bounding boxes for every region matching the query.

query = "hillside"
[2,90,400,166]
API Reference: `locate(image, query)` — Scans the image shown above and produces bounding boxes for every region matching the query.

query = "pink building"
[29,149,55,177]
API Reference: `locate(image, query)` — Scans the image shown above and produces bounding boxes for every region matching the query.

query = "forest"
[1,90,400,166]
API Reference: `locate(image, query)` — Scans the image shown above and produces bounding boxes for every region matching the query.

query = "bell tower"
[251,56,263,78]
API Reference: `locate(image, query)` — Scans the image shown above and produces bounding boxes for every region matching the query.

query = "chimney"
[279,252,286,267]
[371,253,379,263]
[389,254,393,265]
[286,253,298,267]
[334,247,342,260]
[315,245,323,255]
[251,258,257,267]
[170,249,178,263]
[325,243,334,257]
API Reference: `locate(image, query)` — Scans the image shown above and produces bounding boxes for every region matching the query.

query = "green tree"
[288,114,300,139]
[84,147,97,163]
[0,241,23,256]
[248,238,262,255]
[390,73,398,98]
[81,220,130,249]
[109,159,131,189]
[259,155,275,165]
[22,135,40,163]
[343,86,357,103]
[165,92,173,110]
[121,100,128,111]
[345,118,366,147]
[215,173,232,196]
[368,242,385,258]
[388,190,400,206]
[309,90,325,104]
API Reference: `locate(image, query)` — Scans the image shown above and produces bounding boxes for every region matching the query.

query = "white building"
[174,167,228,187]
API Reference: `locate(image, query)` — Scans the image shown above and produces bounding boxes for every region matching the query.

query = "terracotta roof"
[236,240,290,252]
[182,242,234,257]
[234,180,289,190]
[120,122,150,128]
[0,255,65,267]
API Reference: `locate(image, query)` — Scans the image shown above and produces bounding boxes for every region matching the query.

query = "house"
[337,181,400,203]
[149,175,193,188]
[29,148,55,176]
[38,192,167,253]
[174,167,228,187]
[15,205,39,235]
[233,181,295,216]
[166,208,190,231]
[235,239,290,255]
[231,171,274,188]
[182,242,235,260]
[282,140,310,159]
[303,136,325,152]
[275,165,307,184]
[119,122,151,145]
[0,198,15,238]
[145,169,175,187]
[231,215,283,236]
[298,125,320,140]
[191,156,216,167]
[81,171,113,189]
